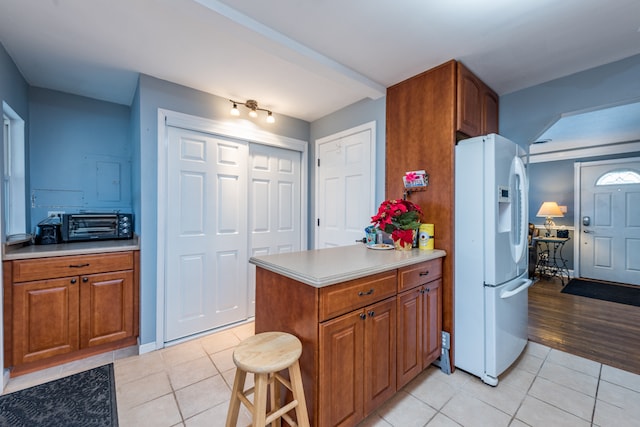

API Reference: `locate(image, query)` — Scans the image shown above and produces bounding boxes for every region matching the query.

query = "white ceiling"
[1,0,640,126]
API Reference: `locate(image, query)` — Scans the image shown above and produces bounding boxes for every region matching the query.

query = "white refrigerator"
[454,133,532,386]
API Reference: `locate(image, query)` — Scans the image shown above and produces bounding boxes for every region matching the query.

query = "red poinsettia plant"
[371,199,422,245]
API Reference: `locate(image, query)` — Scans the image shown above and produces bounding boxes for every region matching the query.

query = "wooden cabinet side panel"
[3,261,13,367]
[133,250,140,337]
[319,311,364,427]
[363,297,396,416]
[255,267,319,425]
[386,60,455,364]
[423,278,443,366]
[80,270,134,348]
[13,278,80,364]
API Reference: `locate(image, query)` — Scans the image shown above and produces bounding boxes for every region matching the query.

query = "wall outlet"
[47,211,65,218]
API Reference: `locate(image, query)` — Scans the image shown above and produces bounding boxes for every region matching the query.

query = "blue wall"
[309,97,386,247]
[134,74,310,346]
[501,54,640,270]
[28,88,132,228]
[501,53,640,225]
[0,42,30,238]
[500,54,640,147]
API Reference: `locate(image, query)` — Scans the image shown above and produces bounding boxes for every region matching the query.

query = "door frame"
[573,156,640,279]
[314,121,376,248]
[156,109,308,349]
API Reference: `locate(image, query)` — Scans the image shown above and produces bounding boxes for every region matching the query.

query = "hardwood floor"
[528,277,640,375]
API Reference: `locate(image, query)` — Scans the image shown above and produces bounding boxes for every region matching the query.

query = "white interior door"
[315,122,375,248]
[247,144,302,316]
[165,127,248,342]
[579,159,640,285]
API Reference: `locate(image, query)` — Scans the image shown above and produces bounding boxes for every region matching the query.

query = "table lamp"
[536,201,564,236]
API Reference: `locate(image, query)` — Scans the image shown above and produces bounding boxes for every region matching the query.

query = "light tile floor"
[3,321,640,427]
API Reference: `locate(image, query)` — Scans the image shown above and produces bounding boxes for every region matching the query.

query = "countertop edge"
[250,247,446,288]
[2,236,141,260]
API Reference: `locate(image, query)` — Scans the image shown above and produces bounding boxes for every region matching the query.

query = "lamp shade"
[536,201,563,218]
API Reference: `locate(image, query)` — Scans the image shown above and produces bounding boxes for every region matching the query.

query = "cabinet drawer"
[12,252,134,282]
[398,258,442,292]
[319,271,397,321]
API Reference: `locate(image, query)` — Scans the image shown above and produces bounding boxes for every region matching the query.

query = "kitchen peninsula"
[250,244,446,427]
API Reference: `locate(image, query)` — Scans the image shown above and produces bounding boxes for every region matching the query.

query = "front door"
[579,159,640,285]
[165,127,248,342]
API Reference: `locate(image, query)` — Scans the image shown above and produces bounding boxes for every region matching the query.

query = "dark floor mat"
[561,278,640,307]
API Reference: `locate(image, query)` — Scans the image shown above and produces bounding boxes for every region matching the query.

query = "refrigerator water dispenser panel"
[497,185,512,233]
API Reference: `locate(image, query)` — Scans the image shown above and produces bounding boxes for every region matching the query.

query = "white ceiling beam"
[192,0,386,100]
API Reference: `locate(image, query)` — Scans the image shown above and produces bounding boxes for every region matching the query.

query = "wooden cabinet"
[80,269,134,348]
[457,62,499,138]
[12,276,80,365]
[255,255,443,427]
[319,297,396,427]
[4,250,139,376]
[396,260,443,388]
[386,60,497,369]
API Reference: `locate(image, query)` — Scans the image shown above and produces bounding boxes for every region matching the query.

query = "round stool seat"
[233,331,302,374]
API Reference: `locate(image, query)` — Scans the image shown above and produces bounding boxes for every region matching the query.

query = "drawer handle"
[368,310,375,317]
[359,313,367,320]
[69,263,90,268]
[419,270,430,277]
[358,289,374,296]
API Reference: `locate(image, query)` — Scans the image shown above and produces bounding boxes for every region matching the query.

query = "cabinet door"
[363,297,396,415]
[80,270,134,348]
[396,287,422,389]
[482,89,499,135]
[457,64,482,137]
[13,277,80,364]
[319,311,364,427]
[422,279,443,365]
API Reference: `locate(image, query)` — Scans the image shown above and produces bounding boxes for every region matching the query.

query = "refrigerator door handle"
[512,155,529,263]
[500,278,533,299]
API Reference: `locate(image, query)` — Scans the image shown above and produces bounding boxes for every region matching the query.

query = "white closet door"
[165,127,248,342]
[247,144,302,316]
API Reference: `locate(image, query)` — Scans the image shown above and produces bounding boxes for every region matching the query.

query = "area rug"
[0,363,118,427]
[562,278,640,307]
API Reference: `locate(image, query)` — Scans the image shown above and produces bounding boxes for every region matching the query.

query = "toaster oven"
[61,213,133,242]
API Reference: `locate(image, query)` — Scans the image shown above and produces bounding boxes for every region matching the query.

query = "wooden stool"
[225,332,310,427]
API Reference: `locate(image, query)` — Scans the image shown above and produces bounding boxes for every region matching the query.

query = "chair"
[225,332,310,427]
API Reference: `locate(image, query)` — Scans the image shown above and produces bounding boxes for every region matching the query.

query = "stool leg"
[289,361,310,427]
[269,373,281,427]
[225,368,247,427]
[253,372,269,427]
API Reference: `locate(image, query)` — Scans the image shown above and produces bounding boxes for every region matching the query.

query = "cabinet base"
[8,337,137,378]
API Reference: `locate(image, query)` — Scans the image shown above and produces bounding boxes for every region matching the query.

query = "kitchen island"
[250,244,446,427]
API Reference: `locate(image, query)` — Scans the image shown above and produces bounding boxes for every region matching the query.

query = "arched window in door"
[595,169,640,186]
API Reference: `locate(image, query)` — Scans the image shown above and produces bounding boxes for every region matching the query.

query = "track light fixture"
[229,99,275,123]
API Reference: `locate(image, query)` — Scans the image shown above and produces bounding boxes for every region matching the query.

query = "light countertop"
[250,243,446,288]
[3,236,140,260]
